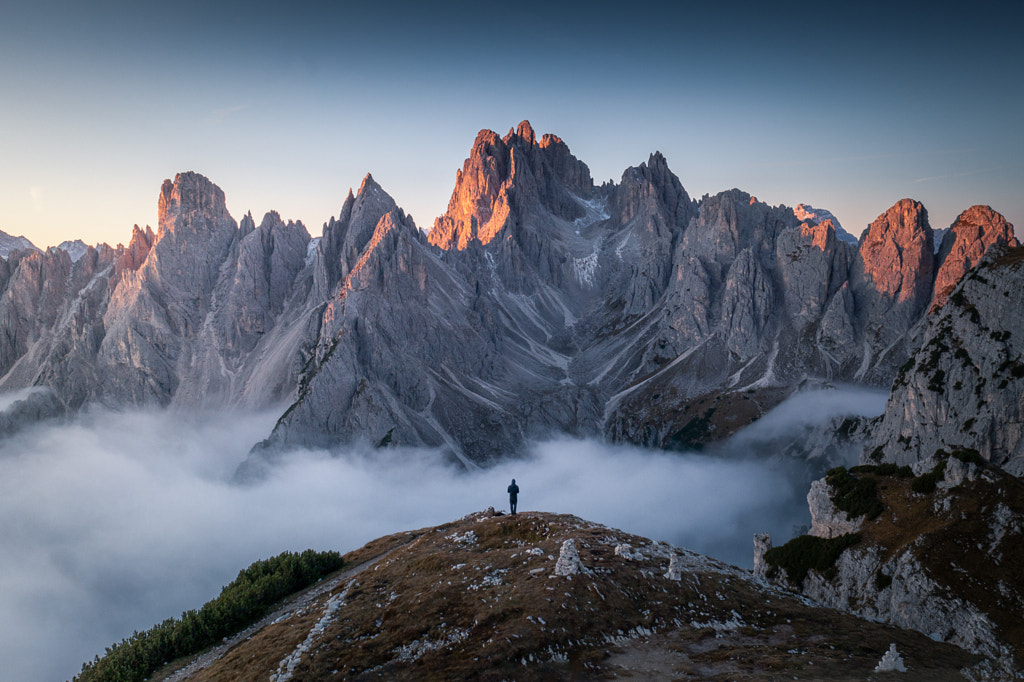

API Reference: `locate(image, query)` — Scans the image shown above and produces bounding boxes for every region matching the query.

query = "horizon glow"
[0,1,1021,249]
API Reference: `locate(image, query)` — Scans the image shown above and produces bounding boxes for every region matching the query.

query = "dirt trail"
[160,544,407,681]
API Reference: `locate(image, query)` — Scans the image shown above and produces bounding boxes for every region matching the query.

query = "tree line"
[74,549,345,682]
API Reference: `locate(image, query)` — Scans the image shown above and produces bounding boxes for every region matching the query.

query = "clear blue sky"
[1,0,1021,249]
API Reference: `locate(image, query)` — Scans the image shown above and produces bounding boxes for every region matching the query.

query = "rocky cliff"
[0,122,1016,466]
[763,459,1024,679]
[866,245,1024,475]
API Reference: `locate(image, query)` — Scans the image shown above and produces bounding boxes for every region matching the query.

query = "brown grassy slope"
[851,465,1024,657]
[181,510,975,681]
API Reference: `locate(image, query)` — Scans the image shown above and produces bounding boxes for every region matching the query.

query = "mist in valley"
[0,386,886,681]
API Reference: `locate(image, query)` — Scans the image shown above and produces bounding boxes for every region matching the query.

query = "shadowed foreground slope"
[142,511,977,681]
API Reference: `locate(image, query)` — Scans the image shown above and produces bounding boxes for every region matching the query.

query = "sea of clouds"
[0,385,887,681]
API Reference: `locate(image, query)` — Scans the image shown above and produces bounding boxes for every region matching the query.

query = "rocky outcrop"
[428,121,592,251]
[866,245,1024,475]
[807,478,863,538]
[768,464,1024,675]
[931,205,1019,310]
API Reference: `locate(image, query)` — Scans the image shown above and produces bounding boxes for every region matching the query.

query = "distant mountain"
[56,239,90,262]
[0,228,38,257]
[81,511,982,680]
[793,203,859,245]
[0,121,1016,468]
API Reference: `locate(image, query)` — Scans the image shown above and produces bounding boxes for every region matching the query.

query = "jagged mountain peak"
[793,203,858,245]
[357,172,382,196]
[504,118,536,146]
[0,228,40,258]
[858,197,934,305]
[429,122,593,250]
[932,204,1018,309]
[157,171,229,236]
[239,211,256,236]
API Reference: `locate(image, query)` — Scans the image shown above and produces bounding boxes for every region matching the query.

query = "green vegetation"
[997,358,1024,379]
[377,427,395,447]
[666,406,717,451]
[868,445,886,463]
[951,447,984,466]
[912,460,948,494]
[75,549,345,682]
[764,533,861,588]
[852,463,913,478]
[874,571,893,591]
[825,467,884,520]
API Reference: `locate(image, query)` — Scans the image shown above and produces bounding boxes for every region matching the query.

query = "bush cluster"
[764,533,861,588]
[912,460,947,494]
[850,463,913,478]
[825,467,884,520]
[75,549,345,682]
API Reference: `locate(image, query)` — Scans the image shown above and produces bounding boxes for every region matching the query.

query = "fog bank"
[0,386,885,681]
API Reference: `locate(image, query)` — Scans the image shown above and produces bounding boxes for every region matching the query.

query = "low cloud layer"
[0,386,886,681]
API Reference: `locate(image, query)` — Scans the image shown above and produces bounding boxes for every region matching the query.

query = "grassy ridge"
[74,549,344,682]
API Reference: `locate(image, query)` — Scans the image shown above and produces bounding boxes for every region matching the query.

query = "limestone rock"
[931,205,1018,310]
[554,538,587,577]
[0,229,39,257]
[752,533,772,580]
[663,554,683,581]
[0,124,1017,465]
[865,245,1024,474]
[874,643,907,673]
[807,478,863,538]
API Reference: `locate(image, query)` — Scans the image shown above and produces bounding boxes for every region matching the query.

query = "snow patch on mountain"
[0,229,39,257]
[793,203,858,245]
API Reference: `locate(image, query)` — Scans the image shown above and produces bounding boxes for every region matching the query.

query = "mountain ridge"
[0,121,1016,467]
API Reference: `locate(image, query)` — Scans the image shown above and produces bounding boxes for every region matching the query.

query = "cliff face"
[767,461,1024,677]
[0,122,1016,465]
[932,205,1019,310]
[867,245,1024,475]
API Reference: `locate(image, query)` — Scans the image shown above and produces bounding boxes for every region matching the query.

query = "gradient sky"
[1,0,1021,249]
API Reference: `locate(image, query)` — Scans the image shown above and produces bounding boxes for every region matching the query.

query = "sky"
[1,1,1022,249]
[0,385,886,681]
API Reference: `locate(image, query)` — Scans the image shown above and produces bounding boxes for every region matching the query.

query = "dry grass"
[855,466,1024,656]
[184,510,977,680]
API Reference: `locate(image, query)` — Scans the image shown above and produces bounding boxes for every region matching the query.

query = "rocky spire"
[931,205,1018,310]
[858,198,934,312]
[428,121,593,251]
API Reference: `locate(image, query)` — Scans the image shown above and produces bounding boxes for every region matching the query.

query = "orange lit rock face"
[802,219,832,252]
[115,224,155,274]
[428,120,592,250]
[931,205,1019,310]
[859,198,934,305]
[429,130,510,250]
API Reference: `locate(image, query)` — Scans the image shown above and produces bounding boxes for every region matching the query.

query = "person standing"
[507,478,519,515]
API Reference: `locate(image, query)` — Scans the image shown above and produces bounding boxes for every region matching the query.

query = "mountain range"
[0,121,1018,473]
[13,121,1020,679]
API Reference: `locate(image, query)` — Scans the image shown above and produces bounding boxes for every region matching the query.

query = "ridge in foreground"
[152,511,976,681]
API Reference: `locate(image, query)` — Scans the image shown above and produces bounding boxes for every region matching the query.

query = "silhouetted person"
[507,478,519,515]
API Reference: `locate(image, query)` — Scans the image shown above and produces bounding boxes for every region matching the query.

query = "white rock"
[874,643,907,673]
[554,539,587,577]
